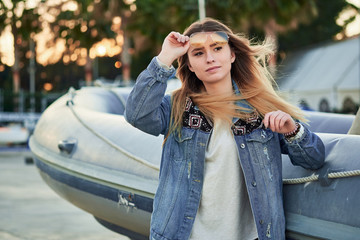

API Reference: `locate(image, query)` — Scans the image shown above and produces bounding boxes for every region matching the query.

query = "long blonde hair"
[169,18,305,135]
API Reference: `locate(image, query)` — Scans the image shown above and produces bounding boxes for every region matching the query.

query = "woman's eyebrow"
[210,42,221,47]
[191,47,204,53]
[190,43,222,53]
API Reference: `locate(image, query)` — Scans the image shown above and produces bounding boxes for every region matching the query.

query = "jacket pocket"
[246,129,275,165]
[246,128,274,143]
[170,128,195,162]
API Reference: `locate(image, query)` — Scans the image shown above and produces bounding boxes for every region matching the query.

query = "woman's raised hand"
[263,110,297,134]
[158,32,190,67]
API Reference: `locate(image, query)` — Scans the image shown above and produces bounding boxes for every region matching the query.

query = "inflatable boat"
[29,85,360,240]
[0,124,29,145]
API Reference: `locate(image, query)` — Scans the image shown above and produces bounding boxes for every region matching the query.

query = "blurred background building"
[278,36,360,114]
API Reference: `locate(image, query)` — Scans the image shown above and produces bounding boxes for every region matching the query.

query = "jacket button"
[240,143,245,148]
[259,219,264,224]
[252,181,257,187]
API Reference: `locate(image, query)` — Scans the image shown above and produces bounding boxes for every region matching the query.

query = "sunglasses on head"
[189,31,229,48]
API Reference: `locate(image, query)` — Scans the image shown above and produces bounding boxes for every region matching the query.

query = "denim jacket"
[125,57,325,240]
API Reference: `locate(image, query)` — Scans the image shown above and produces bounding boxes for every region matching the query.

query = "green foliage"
[51,1,123,50]
[278,0,356,52]
[0,0,43,95]
[130,49,154,80]
[128,0,320,54]
[0,0,42,38]
[128,0,199,49]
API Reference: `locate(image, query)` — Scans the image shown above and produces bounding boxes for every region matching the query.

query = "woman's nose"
[206,52,215,63]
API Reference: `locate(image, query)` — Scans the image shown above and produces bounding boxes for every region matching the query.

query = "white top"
[190,119,258,240]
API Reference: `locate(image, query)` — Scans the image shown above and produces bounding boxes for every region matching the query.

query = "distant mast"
[198,0,206,20]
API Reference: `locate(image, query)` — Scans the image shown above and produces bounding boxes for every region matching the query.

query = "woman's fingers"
[172,32,189,43]
[158,32,190,66]
[168,32,189,45]
[263,110,296,134]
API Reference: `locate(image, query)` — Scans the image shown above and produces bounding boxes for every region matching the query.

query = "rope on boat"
[283,170,360,184]
[66,88,160,171]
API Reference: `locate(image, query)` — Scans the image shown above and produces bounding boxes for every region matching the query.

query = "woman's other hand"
[158,32,190,67]
[263,110,297,134]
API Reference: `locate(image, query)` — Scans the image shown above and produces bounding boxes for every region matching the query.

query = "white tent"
[278,36,360,112]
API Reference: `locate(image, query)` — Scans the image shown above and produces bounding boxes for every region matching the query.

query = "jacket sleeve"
[280,124,325,170]
[124,57,176,136]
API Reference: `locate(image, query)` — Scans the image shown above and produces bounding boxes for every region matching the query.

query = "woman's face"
[187,32,235,91]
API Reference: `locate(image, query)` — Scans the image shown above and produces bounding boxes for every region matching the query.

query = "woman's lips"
[206,66,220,72]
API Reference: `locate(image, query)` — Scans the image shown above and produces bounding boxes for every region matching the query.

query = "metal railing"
[0,89,63,113]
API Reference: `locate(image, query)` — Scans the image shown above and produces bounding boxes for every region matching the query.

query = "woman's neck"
[203,78,233,96]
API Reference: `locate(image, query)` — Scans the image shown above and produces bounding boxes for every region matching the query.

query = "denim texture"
[125,57,325,240]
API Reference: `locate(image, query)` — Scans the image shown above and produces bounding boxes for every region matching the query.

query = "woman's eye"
[194,51,203,56]
[214,46,223,51]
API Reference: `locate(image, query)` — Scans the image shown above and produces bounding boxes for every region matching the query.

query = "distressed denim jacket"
[125,57,325,240]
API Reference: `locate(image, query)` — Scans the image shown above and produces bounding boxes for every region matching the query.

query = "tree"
[278,0,359,52]
[0,0,42,93]
[130,0,359,77]
[236,0,318,74]
[48,0,130,85]
[128,0,319,65]
[128,0,198,53]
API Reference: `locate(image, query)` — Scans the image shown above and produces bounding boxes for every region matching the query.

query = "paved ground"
[0,150,129,240]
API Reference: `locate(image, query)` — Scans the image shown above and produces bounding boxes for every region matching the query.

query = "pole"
[198,0,206,20]
[29,36,36,113]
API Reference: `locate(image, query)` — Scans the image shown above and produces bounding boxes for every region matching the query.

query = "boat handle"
[58,138,77,155]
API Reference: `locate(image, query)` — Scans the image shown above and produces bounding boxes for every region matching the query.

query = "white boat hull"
[30,86,360,239]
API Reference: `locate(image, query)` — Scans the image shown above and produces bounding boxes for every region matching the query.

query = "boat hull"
[32,140,154,239]
[30,86,360,239]
[282,133,360,239]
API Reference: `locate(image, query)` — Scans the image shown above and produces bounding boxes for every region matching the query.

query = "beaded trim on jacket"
[183,97,263,136]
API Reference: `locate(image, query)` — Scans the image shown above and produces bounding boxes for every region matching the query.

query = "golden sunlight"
[2,0,13,9]
[335,0,360,40]
[35,28,66,65]
[346,0,360,35]
[114,61,122,68]
[0,26,14,66]
[89,38,122,59]
[123,0,136,5]
[43,82,53,91]
[96,45,106,57]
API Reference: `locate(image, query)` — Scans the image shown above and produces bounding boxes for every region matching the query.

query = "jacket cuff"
[147,57,176,83]
[285,123,304,143]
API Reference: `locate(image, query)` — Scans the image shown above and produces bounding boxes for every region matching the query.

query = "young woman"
[125,18,325,240]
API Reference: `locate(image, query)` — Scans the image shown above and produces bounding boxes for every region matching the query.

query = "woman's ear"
[188,63,194,72]
[230,51,235,63]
